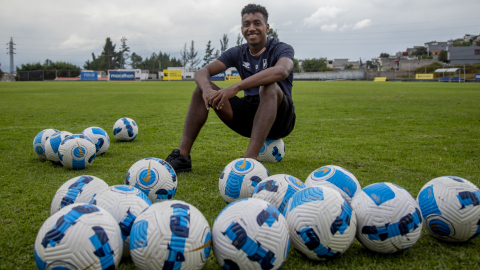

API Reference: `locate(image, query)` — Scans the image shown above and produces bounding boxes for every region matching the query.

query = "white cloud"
[321,24,338,31]
[339,23,352,31]
[353,19,372,29]
[229,24,241,34]
[59,34,101,51]
[303,6,343,27]
[282,20,293,26]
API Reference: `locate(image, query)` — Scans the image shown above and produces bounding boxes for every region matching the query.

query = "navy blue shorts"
[220,93,296,139]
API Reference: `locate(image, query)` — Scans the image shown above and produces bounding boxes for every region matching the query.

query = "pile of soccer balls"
[34,150,480,269]
[32,117,138,169]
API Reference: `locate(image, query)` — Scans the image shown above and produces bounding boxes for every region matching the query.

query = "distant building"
[448,46,480,65]
[425,41,448,56]
[333,59,349,70]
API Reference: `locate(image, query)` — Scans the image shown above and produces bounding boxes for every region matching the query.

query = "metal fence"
[15,70,82,81]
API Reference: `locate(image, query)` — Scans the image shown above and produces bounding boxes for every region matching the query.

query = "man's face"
[241,12,269,46]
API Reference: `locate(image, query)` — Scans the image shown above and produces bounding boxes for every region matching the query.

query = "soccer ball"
[285,186,357,261]
[58,134,97,169]
[257,138,285,162]
[44,131,73,164]
[417,176,480,242]
[125,158,177,203]
[252,174,306,215]
[129,200,211,269]
[50,175,109,215]
[113,117,138,141]
[219,158,269,203]
[82,127,110,155]
[351,182,423,253]
[33,129,60,160]
[212,198,289,270]
[34,203,123,270]
[305,165,362,203]
[92,185,152,257]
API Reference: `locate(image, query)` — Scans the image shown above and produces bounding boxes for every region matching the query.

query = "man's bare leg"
[178,82,233,158]
[244,83,284,159]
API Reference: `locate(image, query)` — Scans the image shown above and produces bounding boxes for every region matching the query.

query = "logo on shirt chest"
[243,62,250,69]
[263,59,268,69]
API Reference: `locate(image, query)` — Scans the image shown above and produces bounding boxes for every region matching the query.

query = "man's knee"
[259,83,283,105]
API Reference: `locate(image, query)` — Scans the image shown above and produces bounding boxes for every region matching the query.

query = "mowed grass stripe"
[0,81,478,269]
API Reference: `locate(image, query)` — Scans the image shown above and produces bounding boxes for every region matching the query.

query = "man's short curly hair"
[241,4,269,23]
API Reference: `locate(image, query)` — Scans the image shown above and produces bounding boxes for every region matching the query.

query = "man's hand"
[209,85,240,110]
[201,87,217,110]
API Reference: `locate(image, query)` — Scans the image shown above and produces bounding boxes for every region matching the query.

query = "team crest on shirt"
[263,59,267,69]
[243,62,250,69]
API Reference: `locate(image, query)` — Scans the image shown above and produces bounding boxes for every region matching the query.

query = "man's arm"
[195,60,227,110]
[210,57,293,110]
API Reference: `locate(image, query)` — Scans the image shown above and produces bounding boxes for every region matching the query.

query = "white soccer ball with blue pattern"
[212,198,289,270]
[219,158,269,204]
[257,138,285,163]
[44,131,73,164]
[305,165,362,204]
[33,129,60,160]
[351,182,423,253]
[125,157,177,203]
[58,134,97,169]
[50,175,109,215]
[92,185,152,257]
[417,176,480,242]
[82,127,110,155]
[252,174,306,215]
[35,203,123,270]
[285,186,357,261]
[129,200,211,270]
[113,117,138,141]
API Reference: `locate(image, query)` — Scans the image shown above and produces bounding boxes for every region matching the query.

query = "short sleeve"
[274,43,294,61]
[217,46,241,69]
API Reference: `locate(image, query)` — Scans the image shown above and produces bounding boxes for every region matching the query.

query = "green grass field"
[0,81,479,269]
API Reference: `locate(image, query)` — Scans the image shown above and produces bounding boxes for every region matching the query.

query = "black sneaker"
[166,149,192,173]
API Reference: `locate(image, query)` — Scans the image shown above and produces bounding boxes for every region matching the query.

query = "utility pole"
[6,37,16,81]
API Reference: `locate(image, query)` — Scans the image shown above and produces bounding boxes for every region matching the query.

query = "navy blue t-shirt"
[217,38,294,97]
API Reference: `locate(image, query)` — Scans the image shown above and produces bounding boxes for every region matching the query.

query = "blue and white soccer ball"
[219,158,269,203]
[44,131,73,164]
[82,127,110,155]
[257,138,285,163]
[212,198,289,270]
[351,182,423,253]
[252,174,306,215]
[58,134,97,169]
[285,186,357,261]
[92,185,152,257]
[33,129,60,160]
[50,175,108,215]
[113,117,138,142]
[417,176,480,242]
[125,157,177,203]
[129,200,211,269]
[305,165,362,204]
[35,204,123,270]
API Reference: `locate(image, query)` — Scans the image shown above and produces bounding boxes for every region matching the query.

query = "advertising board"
[232,70,239,76]
[415,74,434,80]
[210,71,225,80]
[163,70,182,81]
[476,74,480,80]
[80,71,98,81]
[109,71,135,81]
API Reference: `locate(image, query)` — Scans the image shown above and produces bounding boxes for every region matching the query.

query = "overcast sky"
[1,0,479,71]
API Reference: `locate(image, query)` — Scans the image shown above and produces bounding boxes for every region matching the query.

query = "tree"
[180,43,188,67]
[452,41,471,47]
[236,33,243,46]
[102,37,118,70]
[119,37,130,69]
[187,40,200,69]
[293,58,301,73]
[214,49,221,59]
[220,34,229,53]
[380,52,390,58]
[438,50,449,63]
[130,52,143,69]
[267,28,279,41]
[202,40,215,67]
[344,64,354,70]
[366,60,377,70]
[412,46,428,56]
[301,58,329,72]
